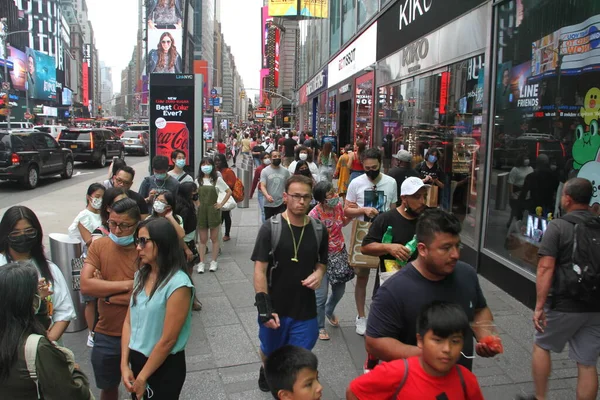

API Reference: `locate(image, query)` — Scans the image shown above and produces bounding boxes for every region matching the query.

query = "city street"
[0,158,586,400]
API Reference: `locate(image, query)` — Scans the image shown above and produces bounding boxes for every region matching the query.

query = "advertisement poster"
[25,48,56,100]
[261,7,273,69]
[274,29,280,88]
[147,28,183,74]
[8,46,27,92]
[268,0,297,16]
[355,72,374,145]
[82,62,89,106]
[203,117,213,140]
[532,13,600,77]
[149,74,195,169]
[300,0,328,18]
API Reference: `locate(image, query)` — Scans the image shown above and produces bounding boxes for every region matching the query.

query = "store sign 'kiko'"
[399,0,433,31]
[402,38,429,72]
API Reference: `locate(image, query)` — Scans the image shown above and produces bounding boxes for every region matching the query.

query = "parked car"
[106,126,124,138]
[121,130,149,155]
[0,129,74,189]
[127,124,150,132]
[493,133,566,169]
[57,128,125,167]
[34,125,67,139]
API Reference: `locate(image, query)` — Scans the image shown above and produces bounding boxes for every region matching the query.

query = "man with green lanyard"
[251,175,329,392]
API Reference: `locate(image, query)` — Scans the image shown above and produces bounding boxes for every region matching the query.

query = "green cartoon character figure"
[573,119,600,169]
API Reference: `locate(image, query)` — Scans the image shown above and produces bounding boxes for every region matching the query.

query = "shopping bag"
[426,185,439,208]
[347,220,380,269]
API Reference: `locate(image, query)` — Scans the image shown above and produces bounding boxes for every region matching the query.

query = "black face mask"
[9,235,37,254]
[192,193,199,201]
[299,169,311,177]
[272,159,282,166]
[365,169,380,181]
[405,205,425,218]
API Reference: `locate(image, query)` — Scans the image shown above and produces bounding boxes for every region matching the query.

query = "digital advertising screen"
[147,28,184,74]
[8,46,27,92]
[25,48,57,100]
[62,87,73,106]
[149,74,196,170]
[300,0,328,18]
[268,0,297,16]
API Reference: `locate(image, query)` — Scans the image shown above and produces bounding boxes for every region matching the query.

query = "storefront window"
[330,0,341,55]
[358,0,378,27]
[376,56,485,242]
[485,0,600,274]
[355,72,374,146]
[318,92,328,135]
[342,0,357,44]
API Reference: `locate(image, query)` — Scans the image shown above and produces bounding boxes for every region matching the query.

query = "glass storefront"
[376,56,484,242]
[355,72,374,146]
[485,0,600,275]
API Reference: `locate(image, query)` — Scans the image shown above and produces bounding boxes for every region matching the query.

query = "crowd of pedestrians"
[1,126,600,400]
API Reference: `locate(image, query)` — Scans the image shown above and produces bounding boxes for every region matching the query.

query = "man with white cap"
[388,150,419,204]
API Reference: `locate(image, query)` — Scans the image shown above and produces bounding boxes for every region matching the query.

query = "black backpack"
[558,214,600,304]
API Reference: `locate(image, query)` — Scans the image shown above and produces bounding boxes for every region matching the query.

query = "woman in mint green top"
[121,217,194,400]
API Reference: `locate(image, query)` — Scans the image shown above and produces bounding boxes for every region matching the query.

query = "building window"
[358,0,378,27]
[342,0,356,44]
[330,0,341,55]
[485,0,600,274]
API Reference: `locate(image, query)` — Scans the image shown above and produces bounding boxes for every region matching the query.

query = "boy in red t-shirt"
[346,301,485,400]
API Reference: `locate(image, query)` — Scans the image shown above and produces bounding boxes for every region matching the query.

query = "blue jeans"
[257,192,266,223]
[315,272,346,329]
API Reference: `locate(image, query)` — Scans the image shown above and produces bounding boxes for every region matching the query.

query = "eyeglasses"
[161,40,171,44]
[8,228,38,240]
[107,220,137,231]
[134,237,153,248]
[114,177,132,186]
[287,193,312,203]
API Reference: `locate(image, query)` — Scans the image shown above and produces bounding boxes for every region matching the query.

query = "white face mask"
[153,200,167,214]
[91,197,103,210]
[523,159,530,166]
[299,153,308,161]
[263,158,271,165]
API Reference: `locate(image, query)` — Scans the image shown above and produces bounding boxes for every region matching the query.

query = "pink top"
[309,203,345,254]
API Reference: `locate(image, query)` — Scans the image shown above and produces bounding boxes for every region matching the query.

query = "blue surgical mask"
[108,232,135,246]
[175,159,186,168]
[427,155,437,163]
[201,165,213,174]
[154,173,167,181]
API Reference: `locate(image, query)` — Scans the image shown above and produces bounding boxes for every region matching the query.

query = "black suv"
[58,128,125,167]
[0,130,74,189]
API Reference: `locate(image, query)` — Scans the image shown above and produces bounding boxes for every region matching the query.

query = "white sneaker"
[86,331,94,348]
[355,316,367,336]
[209,260,218,272]
[196,262,206,274]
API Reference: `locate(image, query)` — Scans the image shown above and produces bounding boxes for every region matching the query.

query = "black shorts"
[91,332,122,390]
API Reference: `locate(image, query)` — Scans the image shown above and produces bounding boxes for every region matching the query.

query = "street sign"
[24,112,33,120]
[2,82,10,91]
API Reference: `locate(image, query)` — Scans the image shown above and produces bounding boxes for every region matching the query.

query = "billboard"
[149,74,196,170]
[8,46,27,92]
[25,48,57,100]
[82,62,89,107]
[146,0,184,74]
[274,29,281,88]
[262,6,273,69]
[532,13,600,77]
[62,87,72,106]
[268,0,297,16]
[300,0,328,18]
[203,117,213,140]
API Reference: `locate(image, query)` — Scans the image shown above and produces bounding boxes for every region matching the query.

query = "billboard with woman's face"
[147,0,184,74]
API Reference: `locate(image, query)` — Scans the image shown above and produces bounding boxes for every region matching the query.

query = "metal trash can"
[49,233,87,333]
[495,172,509,211]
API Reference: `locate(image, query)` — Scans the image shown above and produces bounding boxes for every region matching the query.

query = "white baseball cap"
[401,176,430,196]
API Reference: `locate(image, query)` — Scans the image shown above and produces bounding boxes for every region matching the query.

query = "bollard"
[49,233,87,333]
[241,168,251,208]
[495,172,509,211]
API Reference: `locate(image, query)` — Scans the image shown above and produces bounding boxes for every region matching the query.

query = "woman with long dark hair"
[195,157,232,273]
[317,141,338,182]
[348,140,366,181]
[147,31,183,74]
[121,218,193,400]
[288,145,319,180]
[0,206,75,342]
[0,262,92,398]
[214,152,236,242]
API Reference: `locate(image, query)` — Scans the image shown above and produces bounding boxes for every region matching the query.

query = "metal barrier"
[49,233,87,333]
[495,172,509,211]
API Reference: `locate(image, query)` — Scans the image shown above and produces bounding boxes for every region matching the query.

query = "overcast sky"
[87,0,262,98]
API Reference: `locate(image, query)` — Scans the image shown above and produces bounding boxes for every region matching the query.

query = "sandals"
[319,329,330,341]
[326,314,339,327]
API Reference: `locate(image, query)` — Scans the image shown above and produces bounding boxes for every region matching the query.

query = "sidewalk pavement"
[60,193,592,400]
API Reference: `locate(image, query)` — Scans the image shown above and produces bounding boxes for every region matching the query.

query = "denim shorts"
[258,316,318,356]
[90,332,122,390]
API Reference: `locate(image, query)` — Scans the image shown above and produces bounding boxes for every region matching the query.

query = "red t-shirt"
[350,357,484,400]
[217,142,227,154]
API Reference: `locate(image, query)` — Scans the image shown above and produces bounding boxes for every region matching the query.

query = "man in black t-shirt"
[365,209,501,371]
[111,166,149,218]
[387,150,419,206]
[251,175,329,392]
[252,138,266,168]
[304,131,320,160]
[282,135,297,167]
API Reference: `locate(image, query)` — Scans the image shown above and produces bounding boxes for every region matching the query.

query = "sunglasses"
[135,237,154,248]
[161,40,171,44]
